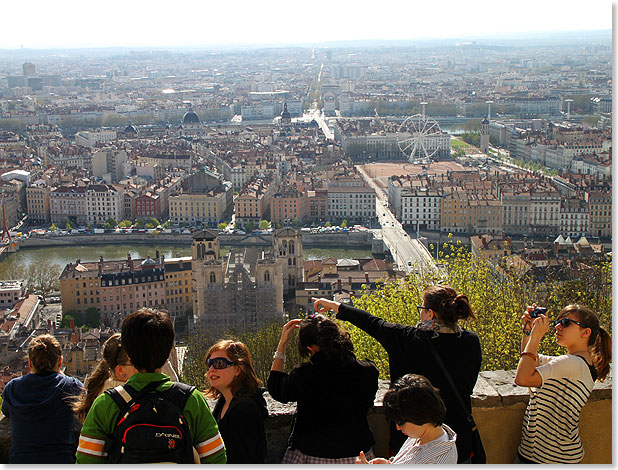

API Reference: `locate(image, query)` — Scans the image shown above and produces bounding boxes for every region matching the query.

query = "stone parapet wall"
[0,370,611,463]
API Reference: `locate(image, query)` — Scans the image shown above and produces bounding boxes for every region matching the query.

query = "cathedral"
[191,228,303,336]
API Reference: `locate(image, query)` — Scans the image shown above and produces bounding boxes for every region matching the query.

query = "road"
[357,165,439,275]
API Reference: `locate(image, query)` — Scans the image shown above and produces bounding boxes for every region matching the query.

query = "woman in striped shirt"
[514,304,611,464]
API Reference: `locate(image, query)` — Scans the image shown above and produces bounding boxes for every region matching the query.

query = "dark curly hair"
[383,374,446,427]
[298,314,355,363]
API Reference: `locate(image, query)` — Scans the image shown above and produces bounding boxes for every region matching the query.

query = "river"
[2,244,372,271]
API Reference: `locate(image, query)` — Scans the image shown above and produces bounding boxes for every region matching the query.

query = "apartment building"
[235,176,275,226]
[169,189,228,225]
[469,197,503,235]
[75,129,117,148]
[502,190,561,236]
[92,148,128,183]
[59,254,165,317]
[85,184,123,226]
[271,187,307,225]
[0,280,26,310]
[50,185,88,226]
[44,144,92,171]
[306,188,328,223]
[588,191,611,238]
[560,198,589,238]
[400,188,442,231]
[470,235,513,264]
[135,191,162,220]
[327,185,376,223]
[163,257,192,319]
[26,181,50,223]
[441,190,472,234]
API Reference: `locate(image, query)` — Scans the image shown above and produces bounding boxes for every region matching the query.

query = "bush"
[180,239,612,384]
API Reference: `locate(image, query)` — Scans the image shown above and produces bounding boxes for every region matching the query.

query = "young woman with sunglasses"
[514,304,611,464]
[313,285,481,464]
[204,340,268,464]
[268,314,379,464]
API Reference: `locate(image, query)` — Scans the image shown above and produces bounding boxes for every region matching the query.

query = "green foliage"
[341,219,348,229]
[325,221,331,227]
[245,222,255,232]
[118,219,132,228]
[84,307,100,328]
[104,218,117,229]
[180,241,612,385]
[345,239,611,379]
[134,219,146,229]
[0,259,61,295]
[464,119,482,132]
[259,220,270,230]
[66,221,73,230]
[50,223,57,231]
[460,132,481,147]
[181,318,302,389]
[149,218,160,227]
[218,222,227,230]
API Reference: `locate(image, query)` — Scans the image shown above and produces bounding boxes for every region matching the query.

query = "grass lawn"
[450,138,471,149]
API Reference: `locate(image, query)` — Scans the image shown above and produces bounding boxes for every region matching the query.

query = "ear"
[581,328,592,339]
[114,364,128,380]
[427,309,436,320]
[56,356,63,371]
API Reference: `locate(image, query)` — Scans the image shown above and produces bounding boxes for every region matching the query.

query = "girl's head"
[298,314,354,363]
[28,334,62,373]
[555,305,611,381]
[73,333,137,422]
[102,333,135,381]
[422,285,474,326]
[205,340,261,399]
[383,374,446,434]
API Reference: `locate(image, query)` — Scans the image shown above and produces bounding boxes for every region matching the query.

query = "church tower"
[272,228,304,293]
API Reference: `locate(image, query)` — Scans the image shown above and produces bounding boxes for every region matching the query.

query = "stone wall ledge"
[0,369,611,464]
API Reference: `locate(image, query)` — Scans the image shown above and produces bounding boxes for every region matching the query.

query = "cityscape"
[0,1,612,461]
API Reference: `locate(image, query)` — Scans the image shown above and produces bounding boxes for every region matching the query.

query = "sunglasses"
[416,305,428,314]
[552,318,589,329]
[206,357,237,370]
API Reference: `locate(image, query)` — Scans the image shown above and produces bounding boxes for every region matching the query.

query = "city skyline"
[1,0,612,50]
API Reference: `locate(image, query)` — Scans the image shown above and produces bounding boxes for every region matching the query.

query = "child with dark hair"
[356,374,457,465]
[268,314,379,464]
[2,334,84,463]
[76,308,226,464]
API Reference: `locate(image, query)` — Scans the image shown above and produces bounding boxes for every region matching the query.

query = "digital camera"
[529,307,547,318]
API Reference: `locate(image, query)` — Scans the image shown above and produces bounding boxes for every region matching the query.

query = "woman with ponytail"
[72,334,137,422]
[268,314,379,464]
[313,285,482,463]
[514,304,611,464]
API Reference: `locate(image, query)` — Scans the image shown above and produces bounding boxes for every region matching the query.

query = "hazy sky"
[1,0,612,49]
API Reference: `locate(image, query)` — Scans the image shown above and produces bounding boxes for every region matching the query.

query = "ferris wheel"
[397,113,443,162]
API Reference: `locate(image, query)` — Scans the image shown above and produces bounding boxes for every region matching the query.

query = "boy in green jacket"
[76,308,226,464]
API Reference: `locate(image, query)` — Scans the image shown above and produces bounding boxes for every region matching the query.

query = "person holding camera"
[514,304,611,464]
[268,314,379,464]
[313,285,482,464]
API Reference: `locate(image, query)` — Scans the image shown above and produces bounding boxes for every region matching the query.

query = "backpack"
[104,379,196,464]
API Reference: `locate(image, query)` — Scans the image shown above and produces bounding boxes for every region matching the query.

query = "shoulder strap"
[104,379,168,414]
[424,336,478,430]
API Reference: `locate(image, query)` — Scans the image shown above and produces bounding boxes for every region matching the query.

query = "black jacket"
[212,388,268,464]
[268,352,378,459]
[1,371,83,464]
[337,303,482,463]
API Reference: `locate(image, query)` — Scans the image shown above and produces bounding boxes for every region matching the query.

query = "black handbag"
[425,336,487,464]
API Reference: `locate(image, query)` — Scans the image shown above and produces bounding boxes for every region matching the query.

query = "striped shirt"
[390,424,458,464]
[518,354,595,464]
